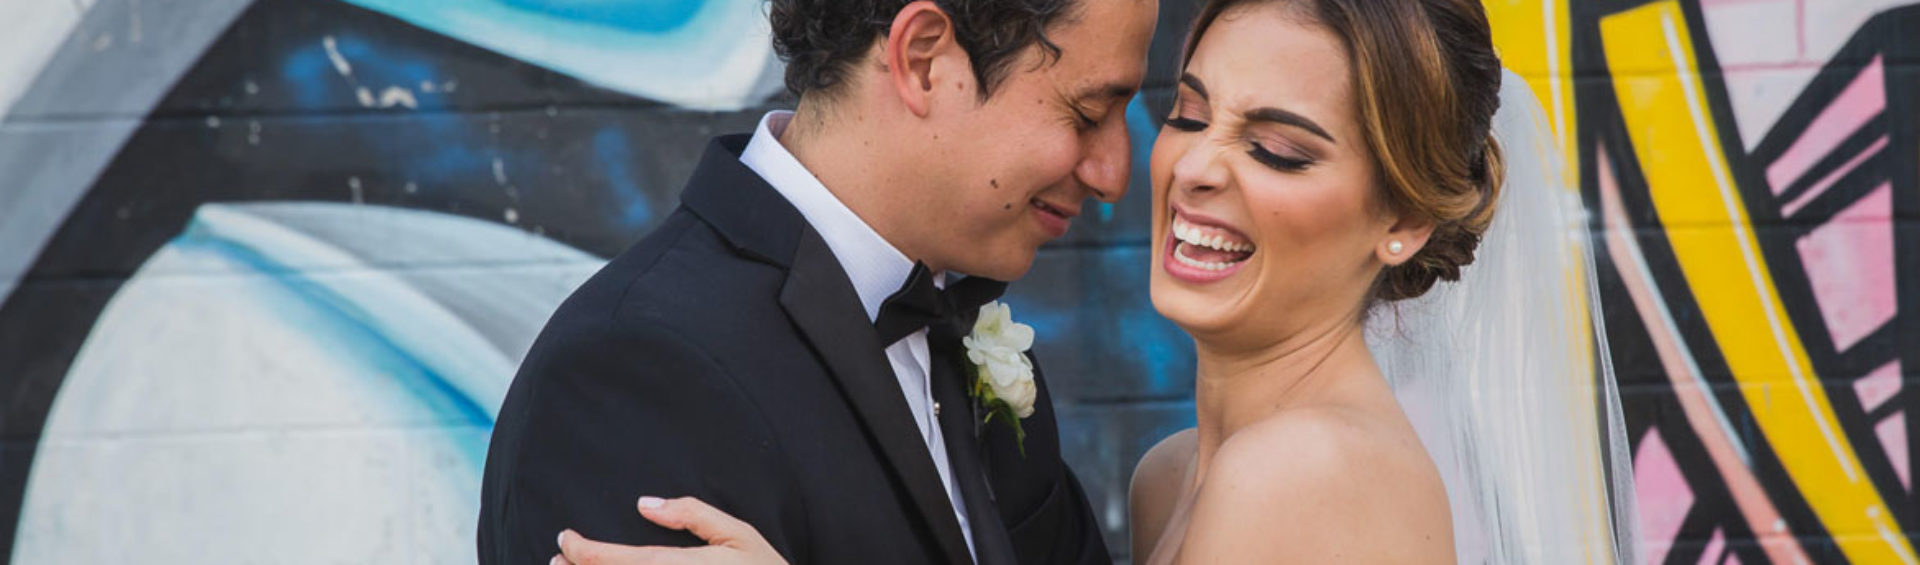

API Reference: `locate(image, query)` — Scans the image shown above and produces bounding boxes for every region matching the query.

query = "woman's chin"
[1148,279,1243,338]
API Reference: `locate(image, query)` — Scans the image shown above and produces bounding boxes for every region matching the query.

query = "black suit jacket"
[477,135,1111,564]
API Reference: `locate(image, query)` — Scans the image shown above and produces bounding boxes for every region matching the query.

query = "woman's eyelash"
[1166,116,1207,132]
[1164,109,1313,171]
[1248,144,1313,171]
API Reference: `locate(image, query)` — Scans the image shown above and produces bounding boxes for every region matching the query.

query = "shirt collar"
[739,110,929,322]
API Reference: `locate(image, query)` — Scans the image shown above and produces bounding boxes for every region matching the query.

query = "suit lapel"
[779,231,975,565]
[679,136,974,564]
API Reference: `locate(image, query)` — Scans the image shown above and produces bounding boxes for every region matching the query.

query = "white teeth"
[1171,216,1254,254]
[1172,245,1233,271]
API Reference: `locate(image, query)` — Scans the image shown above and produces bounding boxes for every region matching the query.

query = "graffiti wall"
[0,0,1912,563]
[1479,0,1919,562]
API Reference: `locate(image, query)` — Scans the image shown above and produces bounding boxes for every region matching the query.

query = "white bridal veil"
[1368,70,1643,564]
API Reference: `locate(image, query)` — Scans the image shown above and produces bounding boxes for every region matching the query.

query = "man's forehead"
[1048,1,1154,93]
[1058,48,1147,101]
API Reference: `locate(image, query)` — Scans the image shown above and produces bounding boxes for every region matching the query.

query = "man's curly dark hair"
[767,0,1081,101]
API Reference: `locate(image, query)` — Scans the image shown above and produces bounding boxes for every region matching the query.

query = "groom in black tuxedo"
[478,1,1157,563]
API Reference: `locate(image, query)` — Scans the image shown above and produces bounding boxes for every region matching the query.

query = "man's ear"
[885,1,967,118]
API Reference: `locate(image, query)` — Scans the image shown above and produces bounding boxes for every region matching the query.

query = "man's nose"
[1076,110,1132,203]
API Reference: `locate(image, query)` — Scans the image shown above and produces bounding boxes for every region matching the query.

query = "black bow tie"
[874,262,1008,346]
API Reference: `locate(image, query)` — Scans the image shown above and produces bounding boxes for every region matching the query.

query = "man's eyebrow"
[1245,107,1336,143]
[1076,81,1139,102]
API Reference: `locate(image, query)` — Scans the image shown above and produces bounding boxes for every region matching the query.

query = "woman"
[554,0,1635,562]
[1126,0,1497,560]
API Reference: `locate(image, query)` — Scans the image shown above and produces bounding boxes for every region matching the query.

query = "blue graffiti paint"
[1003,245,1195,396]
[497,0,705,34]
[1117,96,1191,389]
[592,127,655,229]
[1093,247,1191,390]
[1127,94,1159,170]
[1121,306,1190,390]
[280,34,447,110]
[189,230,494,427]
[280,39,339,108]
[340,0,776,110]
[275,32,531,196]
[998,294,1075,342]
[1104,94,1158,224]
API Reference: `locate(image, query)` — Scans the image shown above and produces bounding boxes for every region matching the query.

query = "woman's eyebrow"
[1179,72,1209,100]
[1244,107,1335,143]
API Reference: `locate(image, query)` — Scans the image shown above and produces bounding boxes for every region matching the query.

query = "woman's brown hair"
[1183,0,1506,301]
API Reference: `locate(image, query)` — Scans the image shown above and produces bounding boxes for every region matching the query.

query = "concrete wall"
[0,0,1913,563]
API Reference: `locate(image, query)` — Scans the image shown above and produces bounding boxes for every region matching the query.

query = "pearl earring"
[1388,241,1404,255]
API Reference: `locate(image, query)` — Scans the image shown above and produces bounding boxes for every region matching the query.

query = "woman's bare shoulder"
[1129,427,1198,559]
[1134,427,1199,487]
[1178,409,1453,563]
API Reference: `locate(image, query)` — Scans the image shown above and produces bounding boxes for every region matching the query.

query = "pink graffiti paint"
[1853,359,1908,489]
[1637,430,1695,564]
[1601,147,1810,563]
[1879,412,1910,491]
[1698,528,1727,565]
[1698,0,1800,68]
[1854,361,1903,412]
[1783,136,1887,216]
[1796,182,1894,350]
[1765,56,1884,194]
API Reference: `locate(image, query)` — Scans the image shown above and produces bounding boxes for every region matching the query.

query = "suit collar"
[740,111,918,322]
[679,134,805,269]
[681,135,977,564]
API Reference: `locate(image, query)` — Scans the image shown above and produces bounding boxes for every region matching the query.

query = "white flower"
[961,301,1038,419]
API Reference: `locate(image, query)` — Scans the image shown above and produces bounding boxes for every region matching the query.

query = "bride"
[553,0,1636,562]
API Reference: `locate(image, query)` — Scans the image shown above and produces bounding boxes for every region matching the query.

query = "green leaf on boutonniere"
[970,364,1028,458]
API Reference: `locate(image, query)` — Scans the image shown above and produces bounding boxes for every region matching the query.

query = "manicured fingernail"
[550,556,564,565]
[638,496,666,509]
[556,530,567,549]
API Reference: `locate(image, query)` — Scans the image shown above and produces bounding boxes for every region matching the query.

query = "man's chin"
[954,250,1040,282]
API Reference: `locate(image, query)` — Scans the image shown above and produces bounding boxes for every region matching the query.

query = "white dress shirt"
[739,111,978,560]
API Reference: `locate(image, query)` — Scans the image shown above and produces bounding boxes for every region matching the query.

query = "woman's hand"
[551,496,788,565]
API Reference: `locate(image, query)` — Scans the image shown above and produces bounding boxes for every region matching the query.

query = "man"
[478,0,1156,562]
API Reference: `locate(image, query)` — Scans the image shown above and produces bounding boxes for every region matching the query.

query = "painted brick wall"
[0,1,1913,563]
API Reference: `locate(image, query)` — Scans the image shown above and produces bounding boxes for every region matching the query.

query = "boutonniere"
[960,301,1038,454]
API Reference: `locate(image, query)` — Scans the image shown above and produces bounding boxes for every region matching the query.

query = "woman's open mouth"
[1164,207,1256,282]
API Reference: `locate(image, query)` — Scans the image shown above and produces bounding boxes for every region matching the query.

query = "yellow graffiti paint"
[1483,0,1578,183]
[1601,2,1916,563]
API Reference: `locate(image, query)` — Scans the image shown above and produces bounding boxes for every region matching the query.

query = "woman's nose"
[1171,139,1228,194]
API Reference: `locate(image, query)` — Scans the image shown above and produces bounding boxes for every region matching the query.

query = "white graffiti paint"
[12,202,601,563]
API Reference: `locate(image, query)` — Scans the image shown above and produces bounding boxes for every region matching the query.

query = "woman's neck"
[1189,317,1377,478]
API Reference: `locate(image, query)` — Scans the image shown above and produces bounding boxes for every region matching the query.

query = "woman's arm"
[1129,428,1197,560]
